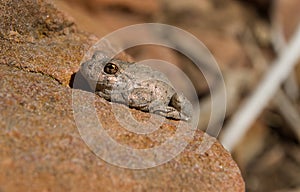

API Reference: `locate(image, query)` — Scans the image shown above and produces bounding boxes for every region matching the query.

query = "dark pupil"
[104,63,118,74]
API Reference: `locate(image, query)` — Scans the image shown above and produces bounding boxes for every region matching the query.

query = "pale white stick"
[221,25,300,151]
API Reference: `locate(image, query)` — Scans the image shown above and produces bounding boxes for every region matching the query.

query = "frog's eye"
[104,63,119,74]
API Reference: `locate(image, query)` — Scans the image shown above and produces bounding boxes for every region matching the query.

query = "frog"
[79,51,192,121]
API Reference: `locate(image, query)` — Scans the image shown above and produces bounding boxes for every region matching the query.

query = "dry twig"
[221,25,300,151]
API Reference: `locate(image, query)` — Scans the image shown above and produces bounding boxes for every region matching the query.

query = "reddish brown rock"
[0,0,245,191]
[0,0,95,86]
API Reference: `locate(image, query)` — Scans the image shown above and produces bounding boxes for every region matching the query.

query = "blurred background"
[53,0,300,191]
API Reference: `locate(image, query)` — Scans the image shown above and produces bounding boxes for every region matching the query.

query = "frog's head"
[80,51,131,92]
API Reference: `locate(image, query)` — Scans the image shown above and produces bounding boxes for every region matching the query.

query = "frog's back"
[126,63,172,85]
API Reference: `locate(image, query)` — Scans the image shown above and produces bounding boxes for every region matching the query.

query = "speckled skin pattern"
[80,51,192,120]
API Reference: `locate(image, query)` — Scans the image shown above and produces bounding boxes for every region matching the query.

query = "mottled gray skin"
[80,51,192,121]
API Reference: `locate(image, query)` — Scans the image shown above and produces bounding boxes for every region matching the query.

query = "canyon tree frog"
[80,51,192,121]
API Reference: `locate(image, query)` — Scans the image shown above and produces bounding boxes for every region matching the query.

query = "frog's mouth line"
[96,82,111,91]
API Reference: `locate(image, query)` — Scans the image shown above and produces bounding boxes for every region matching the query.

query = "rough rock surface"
[0,0,245,191]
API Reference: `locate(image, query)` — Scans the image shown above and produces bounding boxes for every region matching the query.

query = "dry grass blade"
[221,25,300,151]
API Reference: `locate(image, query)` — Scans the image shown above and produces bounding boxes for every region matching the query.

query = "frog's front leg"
[95,89,112,101]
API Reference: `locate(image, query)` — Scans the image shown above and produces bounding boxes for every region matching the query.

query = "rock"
[0,0,95,86]
[0,0,245,191]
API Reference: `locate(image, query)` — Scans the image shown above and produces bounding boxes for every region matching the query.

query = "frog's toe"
[151,106,190,121]
[149,100,191,121]
[179,113,191,121]
[154,109,182,120]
